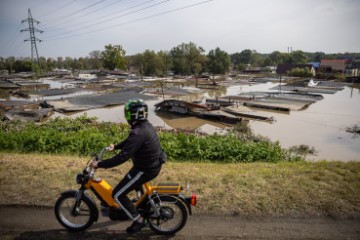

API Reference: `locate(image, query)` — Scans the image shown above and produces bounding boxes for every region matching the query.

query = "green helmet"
[124,98,148,123]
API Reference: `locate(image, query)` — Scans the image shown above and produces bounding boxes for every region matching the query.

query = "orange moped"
[54,147,197,235]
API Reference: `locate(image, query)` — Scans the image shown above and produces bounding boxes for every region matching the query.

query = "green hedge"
[0,115,293,162]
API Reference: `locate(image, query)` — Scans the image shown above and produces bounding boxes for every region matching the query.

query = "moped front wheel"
[146,195,188,235]
[54,191,97,232]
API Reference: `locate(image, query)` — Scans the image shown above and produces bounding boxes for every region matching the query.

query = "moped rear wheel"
[146,195,188,235]
[54,191,97,232]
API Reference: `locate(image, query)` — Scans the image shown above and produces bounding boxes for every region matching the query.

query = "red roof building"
[320,59,351,72]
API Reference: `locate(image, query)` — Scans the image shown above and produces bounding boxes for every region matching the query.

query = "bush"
[0,115,299,162]
[287,67,312,77]
[0,115,129,155]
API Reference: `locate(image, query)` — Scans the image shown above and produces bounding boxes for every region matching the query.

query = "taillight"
[191,193,197,206]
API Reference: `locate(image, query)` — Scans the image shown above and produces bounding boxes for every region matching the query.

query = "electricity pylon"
[21,8,43,76]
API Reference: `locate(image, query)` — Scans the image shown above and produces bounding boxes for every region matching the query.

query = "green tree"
[158,50,172,76]
[313,52,325,62]
[207,47,230,84]
[6,56,15,73]
[46,58,56,71]
[89,50,103,69]
[170,42,205,75]
[283,50,308,64]
[72,58,84,70]
[0,57,6,71]
[230,52,242,68]
[142,50,162,76]
[287,67,312,77]
[250,51,264,66]
[63,57,74,69]
[13,58,32,72]
[102,44,127,70]
[129,53,145,78]
[268,51,283,66]
[239,49,252,64]
[38,56,47,73]
[291,50,308,64]
[56,57,64,69]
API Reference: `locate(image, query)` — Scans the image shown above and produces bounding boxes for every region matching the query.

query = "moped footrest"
[101,208,110,217]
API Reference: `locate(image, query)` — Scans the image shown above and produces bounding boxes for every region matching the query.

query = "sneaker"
[126,220,146,234]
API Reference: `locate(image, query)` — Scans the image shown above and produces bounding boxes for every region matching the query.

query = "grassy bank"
[0,153,359,219]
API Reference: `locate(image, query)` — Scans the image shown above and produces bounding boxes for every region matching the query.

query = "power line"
[40,0,109,29]
[35,0,78,18]
[0,23,23,57]
[43,0,153,32]
[30,0,50,9]
[41,0,125,30]
[45,0,170,39]
[44,0,213,41]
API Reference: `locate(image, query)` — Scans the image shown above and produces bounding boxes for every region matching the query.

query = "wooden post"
[279,74,282,93]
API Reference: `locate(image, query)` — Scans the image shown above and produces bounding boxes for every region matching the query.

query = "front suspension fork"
[72,189,85,216]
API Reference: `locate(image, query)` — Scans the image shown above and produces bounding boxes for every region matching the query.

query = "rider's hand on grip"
[90,161,98,169]
[105,144,115,152]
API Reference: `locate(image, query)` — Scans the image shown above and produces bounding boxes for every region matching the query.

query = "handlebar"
[86,147,111,178]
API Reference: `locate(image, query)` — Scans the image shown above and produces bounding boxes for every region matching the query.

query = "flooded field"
[249,84,360,161]
[58,82,360,161]
[1,76,358,161]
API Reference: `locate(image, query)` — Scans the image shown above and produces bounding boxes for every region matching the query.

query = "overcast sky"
[1,0,359,59]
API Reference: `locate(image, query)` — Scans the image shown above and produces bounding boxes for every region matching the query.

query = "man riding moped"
[91,98,167,234]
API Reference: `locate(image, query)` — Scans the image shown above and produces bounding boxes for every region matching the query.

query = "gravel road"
[0,206,359,239]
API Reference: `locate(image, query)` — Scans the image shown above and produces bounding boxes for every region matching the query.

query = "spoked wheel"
[54,191,97,232]
[146,195,188,235]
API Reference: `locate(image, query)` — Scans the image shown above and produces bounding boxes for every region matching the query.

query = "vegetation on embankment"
[0,115,310,162]
[0,153,359,219]
[1,115,358,218]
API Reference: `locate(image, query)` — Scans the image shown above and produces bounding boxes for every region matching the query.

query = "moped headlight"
[75,173,83,184]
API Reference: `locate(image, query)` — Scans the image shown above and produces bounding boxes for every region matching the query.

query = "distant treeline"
[1,42,360,76]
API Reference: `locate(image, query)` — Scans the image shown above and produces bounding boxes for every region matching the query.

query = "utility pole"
[21,8,43,77]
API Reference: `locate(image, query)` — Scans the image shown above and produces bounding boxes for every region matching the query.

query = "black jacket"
[97,120,166,170]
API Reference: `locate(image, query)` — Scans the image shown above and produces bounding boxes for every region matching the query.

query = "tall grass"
[0,153,359,218]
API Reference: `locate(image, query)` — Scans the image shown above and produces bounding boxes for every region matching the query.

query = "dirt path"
[0,206,359,240]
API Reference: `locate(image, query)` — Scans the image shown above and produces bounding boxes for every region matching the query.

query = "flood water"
[57,82,360,161]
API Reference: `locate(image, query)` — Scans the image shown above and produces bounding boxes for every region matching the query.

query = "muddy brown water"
[52,82,360,161]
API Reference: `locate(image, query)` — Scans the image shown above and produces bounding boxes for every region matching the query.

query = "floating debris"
[0,100,39,111]
[222,106,275,123]
[155,99,241,125]
[243,101,290,112]
[4,108,53,122]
